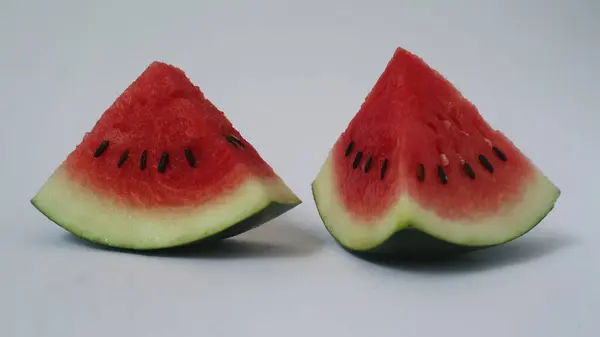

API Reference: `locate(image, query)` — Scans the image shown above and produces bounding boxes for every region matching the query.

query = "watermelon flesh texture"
[312,47,560,259]
[31,61,301,250]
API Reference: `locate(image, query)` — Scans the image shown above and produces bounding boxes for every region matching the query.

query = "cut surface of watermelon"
[312,47,560,259]
[31,61,301,250]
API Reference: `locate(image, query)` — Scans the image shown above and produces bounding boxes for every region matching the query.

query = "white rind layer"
[32,165,301,249]
[312,155,560,251]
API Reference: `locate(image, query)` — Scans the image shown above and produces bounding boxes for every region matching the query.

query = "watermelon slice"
[312,47,561,260]
[31,61,301,250]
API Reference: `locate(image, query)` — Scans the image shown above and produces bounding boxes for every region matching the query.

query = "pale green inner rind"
[312,155,560,251]
[32,166,301,249]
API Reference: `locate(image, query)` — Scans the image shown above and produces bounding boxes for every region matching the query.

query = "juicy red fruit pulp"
[333,48,534,222]
[65,62,276,208]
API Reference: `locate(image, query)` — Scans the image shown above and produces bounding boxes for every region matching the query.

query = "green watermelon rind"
[312,182,560,260]
[31,198,298,251]
[310,156,561,261]
[31,167,301,251]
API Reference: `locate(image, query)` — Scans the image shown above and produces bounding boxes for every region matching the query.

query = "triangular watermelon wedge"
[312,47,560,260]
[31,61,301,250]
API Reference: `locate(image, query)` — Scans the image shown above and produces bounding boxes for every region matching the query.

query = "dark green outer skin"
[31,199,298,252]
[311,184,556,262]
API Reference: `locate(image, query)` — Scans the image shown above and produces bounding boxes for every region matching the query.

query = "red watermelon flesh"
[31,61,301,250]
[67,61,277,208]
[312,47,560,255]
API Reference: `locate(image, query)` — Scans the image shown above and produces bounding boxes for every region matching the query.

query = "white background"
[1,0,599,336]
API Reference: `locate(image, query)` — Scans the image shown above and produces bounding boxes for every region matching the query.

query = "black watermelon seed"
[345,141,355,157]
[417,163,425,181]
[117,150,129,168]
[352,151,363,169]
[478,154,494,173]
[462,162,476,180]
[140,150,147,171]
[232,136,245,148]
[437,165,448,185]
[492,146,507,161]
[158,152,169,173]
[184,148,196,168]
[364,155,373,173]
[93,140,109,158]
[380,159,389,180]
[226,136,239,148]
[227,135,245,148]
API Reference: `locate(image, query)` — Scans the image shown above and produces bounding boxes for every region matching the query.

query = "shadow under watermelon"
[345,229,578,273]
[57,219,326,259]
